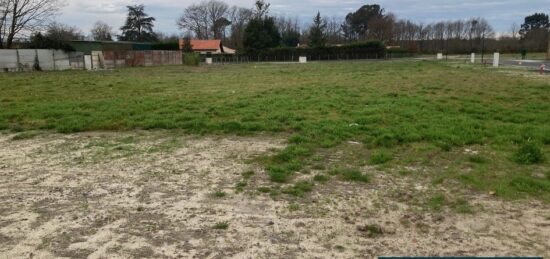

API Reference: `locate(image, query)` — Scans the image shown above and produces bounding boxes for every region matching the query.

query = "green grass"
[1,61,549,201]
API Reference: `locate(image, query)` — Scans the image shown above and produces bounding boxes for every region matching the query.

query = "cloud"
[58,0,548,35]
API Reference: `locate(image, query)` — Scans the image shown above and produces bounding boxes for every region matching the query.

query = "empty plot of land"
[0,61,549,257]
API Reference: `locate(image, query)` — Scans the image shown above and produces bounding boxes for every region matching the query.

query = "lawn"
[1,61,549,202]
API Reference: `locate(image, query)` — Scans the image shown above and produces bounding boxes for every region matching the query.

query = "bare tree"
[510,23,519,39]
[177,0,229,40]
[0,0,62,48]
[227,6,252,50]
[177,3,209,39]
[207,0,229,39]
[90,21,113,41]
[46,22,84,41]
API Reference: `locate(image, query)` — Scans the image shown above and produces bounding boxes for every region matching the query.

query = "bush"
[514,142,544,164]
[183,53,200,66]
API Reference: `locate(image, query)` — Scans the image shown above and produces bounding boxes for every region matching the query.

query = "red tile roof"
[179,39,221,51]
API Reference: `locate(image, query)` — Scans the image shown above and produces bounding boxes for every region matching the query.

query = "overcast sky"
[59,0,549,36]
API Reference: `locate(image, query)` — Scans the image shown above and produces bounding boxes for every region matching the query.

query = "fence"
[202,51,416,64]
[1,49,183,72]
[99,50,182,69]
[0,49,85,72]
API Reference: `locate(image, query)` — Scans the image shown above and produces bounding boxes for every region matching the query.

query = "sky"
[58,0,549,36]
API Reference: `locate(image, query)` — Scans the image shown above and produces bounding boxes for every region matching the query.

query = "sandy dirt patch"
[0,131,548,258]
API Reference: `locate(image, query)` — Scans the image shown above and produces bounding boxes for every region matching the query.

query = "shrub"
[514,142,544,164]
[183,53,200,66]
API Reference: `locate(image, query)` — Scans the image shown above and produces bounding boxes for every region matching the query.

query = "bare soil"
[0,132,548,258]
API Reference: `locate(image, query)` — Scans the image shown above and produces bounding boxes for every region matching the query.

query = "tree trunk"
[6,1,18,49]
[547,31,550,60]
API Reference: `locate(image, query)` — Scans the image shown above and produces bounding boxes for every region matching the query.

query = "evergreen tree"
[243,1,280,54]
[308,12,327,48]
[119,5,158,42]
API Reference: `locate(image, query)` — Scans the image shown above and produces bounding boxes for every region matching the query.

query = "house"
[178,39,235,54]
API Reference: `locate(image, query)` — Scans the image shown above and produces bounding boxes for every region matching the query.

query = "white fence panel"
[0,49,18,71]
[0,49,84,72]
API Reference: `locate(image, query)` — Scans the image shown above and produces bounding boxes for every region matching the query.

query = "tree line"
[1,0,548,54]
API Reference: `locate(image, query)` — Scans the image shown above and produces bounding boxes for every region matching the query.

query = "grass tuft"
[369,151,392,165]
[513,142,544,165]
[212,221,229,230]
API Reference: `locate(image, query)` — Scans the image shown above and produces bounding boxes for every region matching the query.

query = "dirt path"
[0,132,548,258]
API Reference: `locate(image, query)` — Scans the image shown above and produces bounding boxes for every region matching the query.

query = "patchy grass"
[330,168,370,183]
[282,181,314,197]
[1,61,549,201]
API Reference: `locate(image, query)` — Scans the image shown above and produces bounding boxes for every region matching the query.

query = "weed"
[369,151,392,165]
[468,155,487,164]
[212,221,229,230]
[212,190,226,198]
[428,193,445,211]
[288,203,300,211]
[235,181,247,192]
[330,168,370,183]
[257,187,271,193]
[242,170,255,179]
[282,181,313,197]
[11,131,41,141]
[313,174,330,183]
[451,199,475,214]
[514,142,544,164]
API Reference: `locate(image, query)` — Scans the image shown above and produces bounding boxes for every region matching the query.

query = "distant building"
[68,40,153,55]
[178,39,235,54]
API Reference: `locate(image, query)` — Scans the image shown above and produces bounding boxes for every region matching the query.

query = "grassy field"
[1,61,549,202]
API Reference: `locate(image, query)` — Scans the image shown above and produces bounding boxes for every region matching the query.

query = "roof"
[179,40,222,51]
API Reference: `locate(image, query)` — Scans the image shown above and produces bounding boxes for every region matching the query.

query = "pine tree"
[308,12,327,48]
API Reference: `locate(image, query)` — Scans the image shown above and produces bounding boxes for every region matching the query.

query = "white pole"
[471,53,475,64]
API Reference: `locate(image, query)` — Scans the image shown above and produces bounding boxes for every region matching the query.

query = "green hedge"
[152,41,179,50]
[265,41,385,56]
